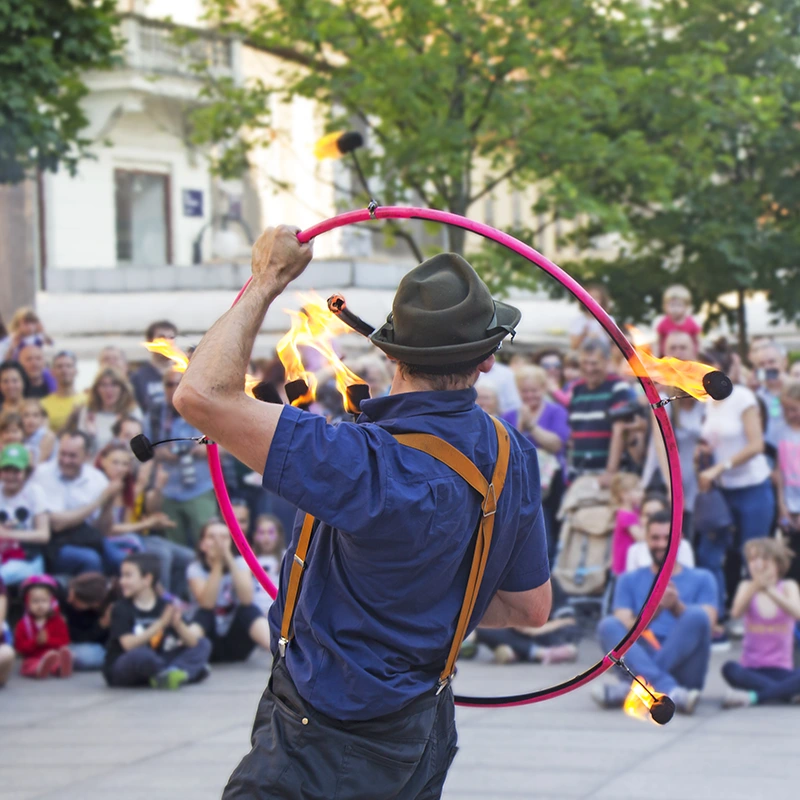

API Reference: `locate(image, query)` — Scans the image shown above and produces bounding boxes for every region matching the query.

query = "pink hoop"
[208,205,683,708]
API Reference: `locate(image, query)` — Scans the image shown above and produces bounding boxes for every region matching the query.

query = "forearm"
[530,426,563,455]
[765,587,800,620]
[6,523,50,545]
[173,618,202,648]
[120,620,165,651]
[229,560,254,604]
[50,503,99,532]
[478,593,533,629]
[180,278,280,413]
[606,423,625,473]
[195,568,224,609]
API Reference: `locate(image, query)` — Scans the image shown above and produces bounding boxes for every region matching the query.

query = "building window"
[115,170,171,266]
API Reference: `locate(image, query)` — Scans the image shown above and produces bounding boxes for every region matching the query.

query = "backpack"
[552,475,615,596]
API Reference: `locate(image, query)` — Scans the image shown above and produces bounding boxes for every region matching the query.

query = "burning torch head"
[130,434,155,463]
[649,695,676,725]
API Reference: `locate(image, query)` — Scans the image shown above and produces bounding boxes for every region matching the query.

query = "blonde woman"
[515,365,570,560]
[68,368,142,454]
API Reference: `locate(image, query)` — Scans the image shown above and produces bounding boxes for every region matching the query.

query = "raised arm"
[174,226,313,474]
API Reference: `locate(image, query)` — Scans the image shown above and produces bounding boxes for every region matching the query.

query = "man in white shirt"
[31,431,122,576]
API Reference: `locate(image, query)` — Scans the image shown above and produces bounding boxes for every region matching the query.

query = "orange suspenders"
[277,416,511,693]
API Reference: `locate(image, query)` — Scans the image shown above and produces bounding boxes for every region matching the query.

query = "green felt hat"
[370,253,521,371]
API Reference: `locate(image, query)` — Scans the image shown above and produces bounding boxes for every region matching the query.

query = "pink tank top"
[740,582,795,670]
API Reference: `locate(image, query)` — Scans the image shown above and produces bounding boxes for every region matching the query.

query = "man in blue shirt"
[593,510,717,715]
[176,226,551,799]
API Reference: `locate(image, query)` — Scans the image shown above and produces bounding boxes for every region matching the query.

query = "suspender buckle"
[481,484,497,517]
[278,637,288,658]
[436,673,454,695]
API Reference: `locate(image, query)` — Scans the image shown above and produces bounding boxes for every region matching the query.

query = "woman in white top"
[696,346,775,583]
[69,368,142,454]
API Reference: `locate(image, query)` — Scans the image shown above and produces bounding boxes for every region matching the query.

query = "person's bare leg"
[0,645,14,686]
[249,617,271,651]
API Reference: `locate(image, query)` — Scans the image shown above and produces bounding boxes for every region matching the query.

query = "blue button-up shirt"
[263,388,548,720]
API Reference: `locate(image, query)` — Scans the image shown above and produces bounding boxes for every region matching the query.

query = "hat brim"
[370,299,521,367]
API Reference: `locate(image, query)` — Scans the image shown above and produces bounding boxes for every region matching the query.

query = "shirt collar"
[359,388,477,424]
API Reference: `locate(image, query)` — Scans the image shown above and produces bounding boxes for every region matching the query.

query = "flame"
[626,326,715,401]
[623,676,664,724]
[314,130,345,160]
[275,292,366,408]
[143,338,260,399]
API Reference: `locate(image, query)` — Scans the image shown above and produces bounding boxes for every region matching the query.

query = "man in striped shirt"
[567,337,632,487]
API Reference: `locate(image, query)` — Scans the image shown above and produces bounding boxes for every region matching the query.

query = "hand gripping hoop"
[207,204,684,709]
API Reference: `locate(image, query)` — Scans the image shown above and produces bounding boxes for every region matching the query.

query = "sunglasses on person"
[540,359,562,369]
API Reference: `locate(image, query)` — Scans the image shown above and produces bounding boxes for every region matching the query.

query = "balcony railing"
[120,13,239,82]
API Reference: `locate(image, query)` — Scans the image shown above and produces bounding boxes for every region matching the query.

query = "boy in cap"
[178,227,551,798]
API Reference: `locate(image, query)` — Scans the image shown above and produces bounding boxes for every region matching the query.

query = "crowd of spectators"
[1,282,799,713]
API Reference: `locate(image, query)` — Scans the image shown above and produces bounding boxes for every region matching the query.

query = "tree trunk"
[736,288,748,358]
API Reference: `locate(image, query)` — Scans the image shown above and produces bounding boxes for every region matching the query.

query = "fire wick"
[608,655,675,725]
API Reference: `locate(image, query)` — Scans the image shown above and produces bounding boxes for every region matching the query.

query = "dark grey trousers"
[223,658,459,799]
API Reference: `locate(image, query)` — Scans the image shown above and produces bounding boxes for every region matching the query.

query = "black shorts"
[192,604,263,663]
[223,657,459,800]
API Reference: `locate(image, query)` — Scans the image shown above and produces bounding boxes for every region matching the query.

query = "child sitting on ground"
[104,553,211,689]
[0,576,14,686]
[13,575,72,679]
[21,399,56,466]
[655,284,701,357]
[721,538,800,707]
[250,514,285,615]
[64,572,116,671]
[610,473,644,576]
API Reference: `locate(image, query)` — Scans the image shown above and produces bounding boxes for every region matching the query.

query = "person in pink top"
[721,537,800,707]
[609,473,644,576]
[655,285,701,356]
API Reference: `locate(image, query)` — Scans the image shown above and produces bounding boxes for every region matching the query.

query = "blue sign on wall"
[182,189,203,217]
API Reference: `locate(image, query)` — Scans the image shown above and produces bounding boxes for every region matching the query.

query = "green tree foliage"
[194,0,673,256]
[561,0,800,346]
[0,0,120,184]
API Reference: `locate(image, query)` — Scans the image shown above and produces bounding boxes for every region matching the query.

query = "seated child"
[721,538,800,707]
[104,553,211,689]
[250,514,285,615]
[14,575,72,679]
[64,572,116,671]
[0,576,14,686]
[21,399,56,466]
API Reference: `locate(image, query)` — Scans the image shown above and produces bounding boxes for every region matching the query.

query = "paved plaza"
[2,642,798,800]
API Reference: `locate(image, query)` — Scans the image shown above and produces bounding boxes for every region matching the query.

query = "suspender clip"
[278,637,288,658]
[436,674,453,695]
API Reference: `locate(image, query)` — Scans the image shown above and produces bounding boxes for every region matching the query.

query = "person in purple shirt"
[516,365,570,561]
[176,227,551,800]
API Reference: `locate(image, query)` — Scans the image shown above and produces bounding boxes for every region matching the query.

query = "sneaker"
[671,687,701,715]
[711,632,731,653]
[57,647,74,679]
[459,633,477,661]
[493,644,518,665]
[539,644,579,665]
[150,668,189,690]
[36,651,60,679]
[722,689,755,709]
[195,664,212,684]
[727,618,745,640]
[591,682,630,709]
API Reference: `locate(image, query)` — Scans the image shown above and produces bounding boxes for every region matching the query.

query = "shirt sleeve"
[610,379,634,412]
[690,569,718,608]
[262,406,388,533]
[498,505,550,592]
[186,561,206,582]
[29,485,48,517]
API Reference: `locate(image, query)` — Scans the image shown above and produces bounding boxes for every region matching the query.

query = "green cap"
[0,444,30,471]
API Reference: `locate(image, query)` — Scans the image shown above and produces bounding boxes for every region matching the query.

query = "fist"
[251,225,314,290]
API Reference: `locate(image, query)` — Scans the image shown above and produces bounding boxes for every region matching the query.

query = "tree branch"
[244,39,336,74]
[469,155,532,205]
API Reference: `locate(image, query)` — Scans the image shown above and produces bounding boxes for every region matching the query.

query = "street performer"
[176,226,551,799]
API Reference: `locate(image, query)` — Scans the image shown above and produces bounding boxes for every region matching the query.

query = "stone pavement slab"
[1,645,798,799]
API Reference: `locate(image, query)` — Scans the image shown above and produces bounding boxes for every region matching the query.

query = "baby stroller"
[551,474,616,628]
